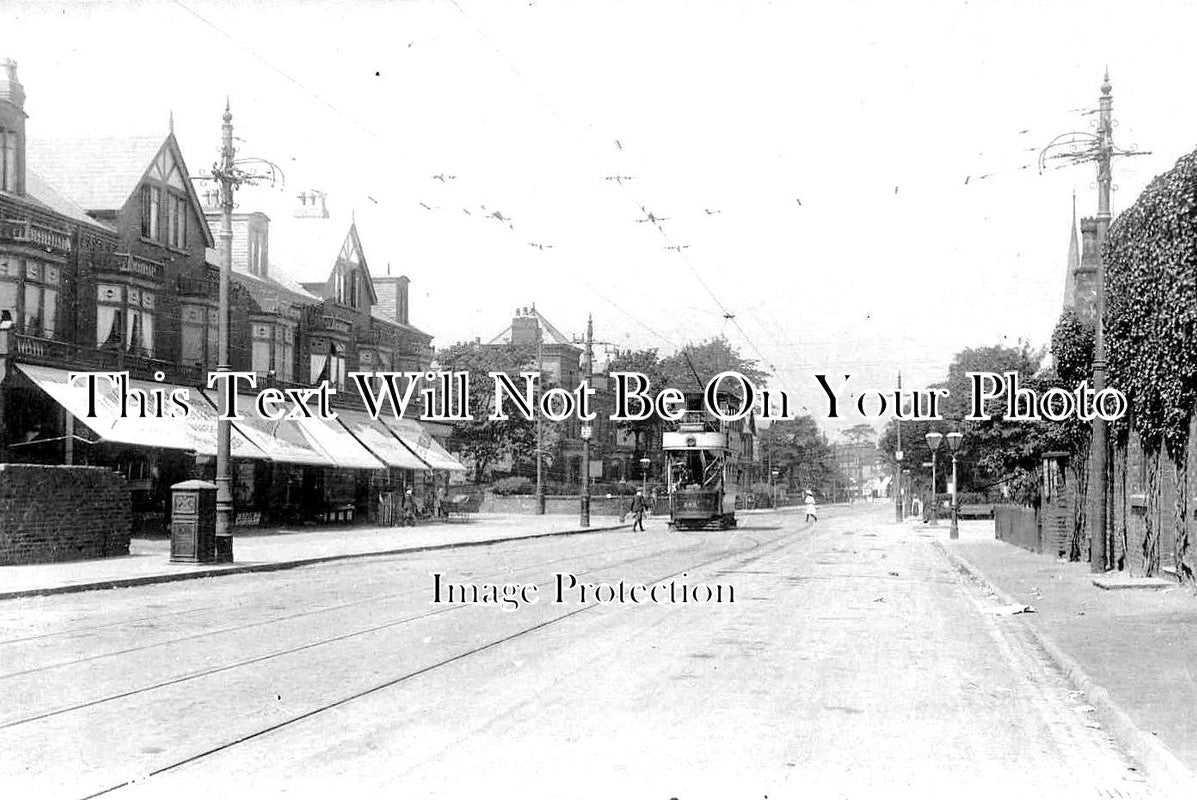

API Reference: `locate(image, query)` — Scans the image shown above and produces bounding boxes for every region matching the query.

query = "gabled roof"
[487,306,579,349]
[220,187,379,305]
[23,169,115,233]
[28,133,214,246]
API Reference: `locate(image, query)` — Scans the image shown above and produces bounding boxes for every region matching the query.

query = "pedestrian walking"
[630,490,647,532]
[804,491,818,523]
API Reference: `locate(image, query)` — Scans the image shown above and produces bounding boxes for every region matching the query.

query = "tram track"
[0,526,645,647]
[73,521,806,799]
[0,536,661,680]
[0,532,732,729]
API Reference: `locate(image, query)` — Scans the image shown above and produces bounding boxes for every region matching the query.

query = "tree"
[658,336,769,395]
[878,341,1049,503]
[436,341,541,482]
[606,348,669,454]
[758,416,839,498]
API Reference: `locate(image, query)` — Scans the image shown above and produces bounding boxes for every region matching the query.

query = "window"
[310,340,346,390]
[167,195,187,249]
[139,146,190,248]
[0,127,17,192]
[97,283,155,356]
[181,304,218,369]
[348,271,359,309]
[140,185,161,240]
[251,321,296,383]
[0,256,60,338]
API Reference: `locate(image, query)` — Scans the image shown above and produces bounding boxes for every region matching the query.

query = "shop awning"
[380,416,468,472]
[335,408,430,470]
[18,364,265,459]
[296,411,386,469]
[196,389,332,467]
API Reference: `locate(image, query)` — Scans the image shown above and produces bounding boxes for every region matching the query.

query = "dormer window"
[140,185,161,239]
[139,147,189,248]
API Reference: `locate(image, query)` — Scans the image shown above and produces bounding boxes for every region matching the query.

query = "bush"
[491,476,534,495]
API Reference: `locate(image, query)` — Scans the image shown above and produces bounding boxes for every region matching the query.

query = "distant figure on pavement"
[401,488,417,527]
[649,489,658,516]
[630,490,647,532]
[804,491,818,523]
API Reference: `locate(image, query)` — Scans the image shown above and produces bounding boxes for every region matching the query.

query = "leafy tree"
[436,341,551,482]
[658,336,769,395]
[879,341,1049,503]
[758,416,839,497]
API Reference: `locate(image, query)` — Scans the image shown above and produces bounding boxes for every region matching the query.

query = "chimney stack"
[0,58,27,196]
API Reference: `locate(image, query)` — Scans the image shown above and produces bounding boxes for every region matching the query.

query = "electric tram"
[664,398,739,531]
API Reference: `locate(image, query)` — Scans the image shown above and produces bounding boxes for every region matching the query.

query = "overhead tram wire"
[446,1,791,389]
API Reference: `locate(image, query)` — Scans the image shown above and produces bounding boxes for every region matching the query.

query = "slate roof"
[27,136,167,211]
[23,169,115,232]
[369,311,432,342]
[224,187,377,300]
[487,306,579,348]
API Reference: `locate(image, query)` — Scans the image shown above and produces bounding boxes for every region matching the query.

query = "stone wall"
[0,464,131,565]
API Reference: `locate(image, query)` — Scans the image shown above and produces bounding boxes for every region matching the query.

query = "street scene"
[0,506,1175,799]
[5,0,1197,797]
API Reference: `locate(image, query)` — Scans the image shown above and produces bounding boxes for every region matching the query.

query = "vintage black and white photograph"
[3,1,1197,797]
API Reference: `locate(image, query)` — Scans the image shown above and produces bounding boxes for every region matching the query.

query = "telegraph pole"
[894,371,903,523]
[1039,71,1148,572]
[535,333,545,514]
[208,101,283,563]
[579,314,594,527]
[1090,72,1114,574]
[213,102,236,562]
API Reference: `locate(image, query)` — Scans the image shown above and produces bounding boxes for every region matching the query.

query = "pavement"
[939,517,1197,787]
[0,513,630,600]
[0,505,1174,799]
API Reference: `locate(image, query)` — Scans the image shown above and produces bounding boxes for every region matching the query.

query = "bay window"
[0,255,61,339]
[251,320,296,383]
[181,304,218,369]
[97,282,156,356]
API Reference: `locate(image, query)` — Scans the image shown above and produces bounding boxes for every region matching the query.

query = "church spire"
[1063,191,1080,310]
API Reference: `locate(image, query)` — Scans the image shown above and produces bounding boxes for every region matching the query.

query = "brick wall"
[480,493,630,517]
[0,464,131,564]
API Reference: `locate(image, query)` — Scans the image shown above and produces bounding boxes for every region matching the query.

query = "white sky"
[6,0,1197,435]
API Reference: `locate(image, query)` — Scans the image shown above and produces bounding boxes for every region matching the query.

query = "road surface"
[0,505,1162,799]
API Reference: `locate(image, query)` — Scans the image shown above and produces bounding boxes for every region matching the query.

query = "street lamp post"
[925,432,942,526]
[640,456,651,497]
[213,104,236,563]
[580,424,592,527]
[208,102,283,563]
[946,431,964,540]
[771,469,779,508]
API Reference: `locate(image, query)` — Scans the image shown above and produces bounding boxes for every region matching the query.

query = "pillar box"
[170,480,217,563]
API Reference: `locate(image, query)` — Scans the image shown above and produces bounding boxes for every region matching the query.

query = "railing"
[309,314,353,334]
[0,218,73,254]
[176,275,219,298]
[96,252,165,281]
[10,334,203,385]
